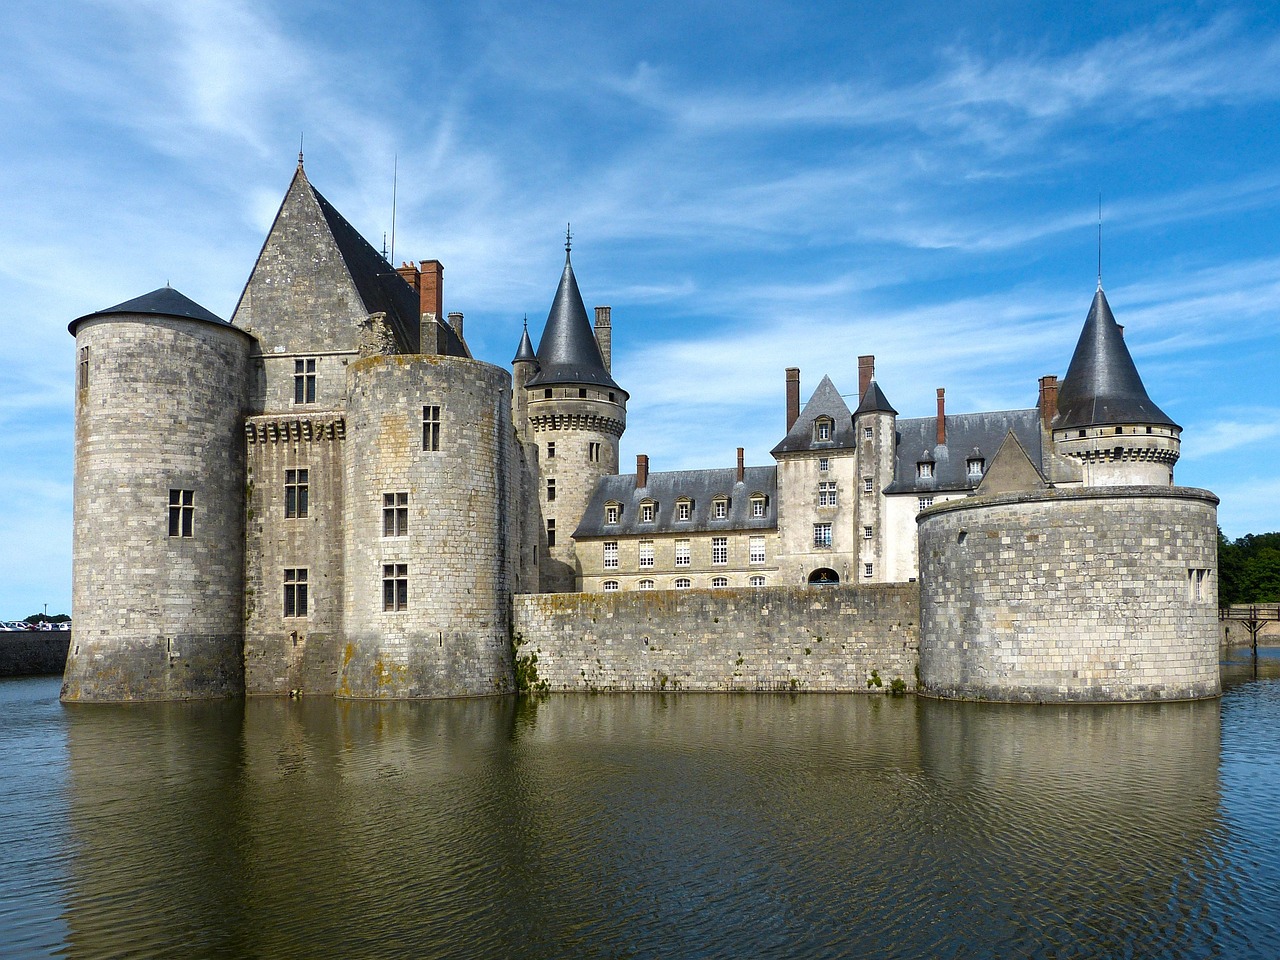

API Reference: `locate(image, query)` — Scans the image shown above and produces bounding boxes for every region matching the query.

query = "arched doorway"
[808,568,840,586]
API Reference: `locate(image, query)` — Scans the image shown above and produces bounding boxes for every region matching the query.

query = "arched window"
[749,575,766,587]
[674,578,691,589]
[638,579,655,590]
[711,576,728,588]
[602,580,619,592]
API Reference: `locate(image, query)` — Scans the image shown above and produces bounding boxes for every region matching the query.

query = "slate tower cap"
[69,286,235,335]
[1052,287,1178,431]
[526,250,623,392]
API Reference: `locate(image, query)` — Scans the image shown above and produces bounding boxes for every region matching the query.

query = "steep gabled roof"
[69,286,230,335]
[976,430,1047,496]
[854,379,898,416]
[526,252,621,390]
[1052,287,1177,430]
[771,375,855,455]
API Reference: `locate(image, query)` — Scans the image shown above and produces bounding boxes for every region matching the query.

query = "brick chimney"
[447,311,464,341]
[594,306,612,373]
[858,355,875,399]
[419,260,443,319]
[736,447,745,484]
[636,454,649,489]
[1039,375,1059,431]
[396,262,420,297]
[786,368,800,431]
[936,388,946,446]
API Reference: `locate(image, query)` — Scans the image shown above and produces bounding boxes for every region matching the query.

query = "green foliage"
[25,613,70,625]
[1219,528,1280,605]
[867,669,883,689]
[889,677,907,695]
[511,632,549,697]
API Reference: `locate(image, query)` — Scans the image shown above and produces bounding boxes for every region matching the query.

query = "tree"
[1218,531,1280,605]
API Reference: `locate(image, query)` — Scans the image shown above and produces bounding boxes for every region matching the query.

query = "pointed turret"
[771,375,854,455]
[513,320,536,363]
[525,251,621,391]
[1053,288,1177,431]
[1050,287,1181,486]
[854,379,898,417]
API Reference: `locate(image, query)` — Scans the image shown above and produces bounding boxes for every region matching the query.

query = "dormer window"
[605,502,621,524]
[713,497,729,519]
[750,494,767,518]
[917,462,934,480]
[967,458,985,478]
[676,498,692,521]
[640,499,656,523]
[814,417,833,442]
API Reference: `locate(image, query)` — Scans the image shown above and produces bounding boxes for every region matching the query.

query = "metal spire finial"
[1097,193,1103,291]
[565,223,572,256]
[298,132,304,169]
[523,314,528,329]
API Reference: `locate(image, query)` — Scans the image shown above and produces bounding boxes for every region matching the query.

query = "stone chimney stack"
[936,388,947,445]
[786,368,800,431]
[858,355,876,399]
[447,311,464,341]
[636,454,649,489]
[1039,375,1059,431]
[736,447,745,484]
[594,306,612,373]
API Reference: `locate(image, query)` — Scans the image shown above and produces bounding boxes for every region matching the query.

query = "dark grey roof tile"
[574,466,777,538]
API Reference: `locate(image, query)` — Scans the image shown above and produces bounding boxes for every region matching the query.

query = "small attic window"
[640,499,657,523]
[814,417,833,442]
[917,462,934,480]
[967,458,984,478]
[544,388,553,399]
[713,497,729,519]
[676,498,692,521]
[750,494,767,518]
[605,502,621,524]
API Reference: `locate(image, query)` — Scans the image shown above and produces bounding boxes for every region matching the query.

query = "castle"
[63,164,1220,704]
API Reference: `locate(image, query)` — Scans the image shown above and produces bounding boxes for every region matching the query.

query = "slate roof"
[304,170,468,358]
[884,408,1044,494]
[574,465,778,539]
[513,321,536,362]
[69,286,241,335]
[854,379,898,416]
[771,376,857,455]
[1052,287,1176,430]
[526,253,622,391]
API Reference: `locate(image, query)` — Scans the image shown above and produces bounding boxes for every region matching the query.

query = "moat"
[4,656,1279,959]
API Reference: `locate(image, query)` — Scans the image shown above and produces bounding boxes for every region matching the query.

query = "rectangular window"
[422,405,441,451]
[864,563,874,578]
[78,347,89,390]
[863,426,873,439]
[816,420,831,441]
[284,568,308,617]
[382,563,408,612]
[603,580,619,592]
[547,478,556,502]
[675,539,691,566]
[749,536,765,565]
[638,540,654,568]
[294,358,317,404]
[588,442,601,463]
[285,469,309,519]
[814,523,832,548]
[818,481,838,506]
[819,457,830,471]
[918,496,934,510]
[383,492,409,537]
[863,525,873,540]
[546,441,556,459]
[712,537,728,565]
[751,498,765,518]
[604,541,619,569]
[917,462,934,479]
[863,478,873,494]
[1188,568,1210,602]
[168,489,194,538]
[547,519,556,547]
[641,502,654,522]
[713,499,728,519]
[677,501,691,521]
[605,504,619,524]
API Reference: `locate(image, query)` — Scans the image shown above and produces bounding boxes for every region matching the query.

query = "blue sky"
[2,0,1278,617]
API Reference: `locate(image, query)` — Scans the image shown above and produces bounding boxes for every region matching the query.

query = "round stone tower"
[339,354,519,698]
[521,244,627,592]
[64,288,253,702]
[1050,287,1181,486]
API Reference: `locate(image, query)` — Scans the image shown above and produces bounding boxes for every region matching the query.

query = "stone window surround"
[749,575,766,587]
[712,576,729,588]
[675,539,691,566]
[862,477,873,493]
[383,563,409,612]
[818,481,838,507]
[749,536,766,565]
[284,567,308,618]
[383,492,408,537]
[605,501,621,524]
[674,578,691,589]
[677,499,692,521]
[604,541,619,569]
[168,489,194,538]
[547,478,556,502]
[603,580,619,592]
[750,495,766,518]
[294,357,317,404]
[640,499,656,523]
[286,468,309,519]
[422,404,441,451]
[814,522,832,548]
[712,536,728,565]
[712,497,729,519]
[638,540,655,567]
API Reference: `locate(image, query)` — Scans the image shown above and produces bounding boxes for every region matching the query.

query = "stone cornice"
[245,413,346,443]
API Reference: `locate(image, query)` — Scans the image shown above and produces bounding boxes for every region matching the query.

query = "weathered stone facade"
[65,311,252,701]
[513,584,919,693]
[917,486,1220,702]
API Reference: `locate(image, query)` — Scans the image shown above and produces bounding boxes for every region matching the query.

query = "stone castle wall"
[65,315,252,701]
[917,486,1220,702]
[338,355,519,698]
[512,583,919,693]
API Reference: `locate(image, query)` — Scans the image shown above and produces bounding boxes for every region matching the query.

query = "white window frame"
[749,536,765,565]
[818,481,838,507]
[677,499,692,521]
[712,537,728,565]
[674,577,691,589]
[814,523,832,548]
[638,540,655,568]
[749,575,766,587]
[603,541,619,569]
[711,576,729,588]
[674,539,691,567]
[713,498,728,519]
[603,580,620,592]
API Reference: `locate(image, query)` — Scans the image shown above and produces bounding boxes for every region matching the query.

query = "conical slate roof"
[1052,288,1177,430]
[771,375,855,454]
[526,253,620,390]
[854,379,898,416]
[513,321,536,362]
[69,286,230,334]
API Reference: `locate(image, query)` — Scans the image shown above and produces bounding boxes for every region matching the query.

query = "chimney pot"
[636,454,649,489]
[736,447,745,484]
[594,306,612,373]
[785,367,801,431]
[1039,375,1059,431]
[419,259,443,320]
[936,388,947,446]
[447,311,464,340]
